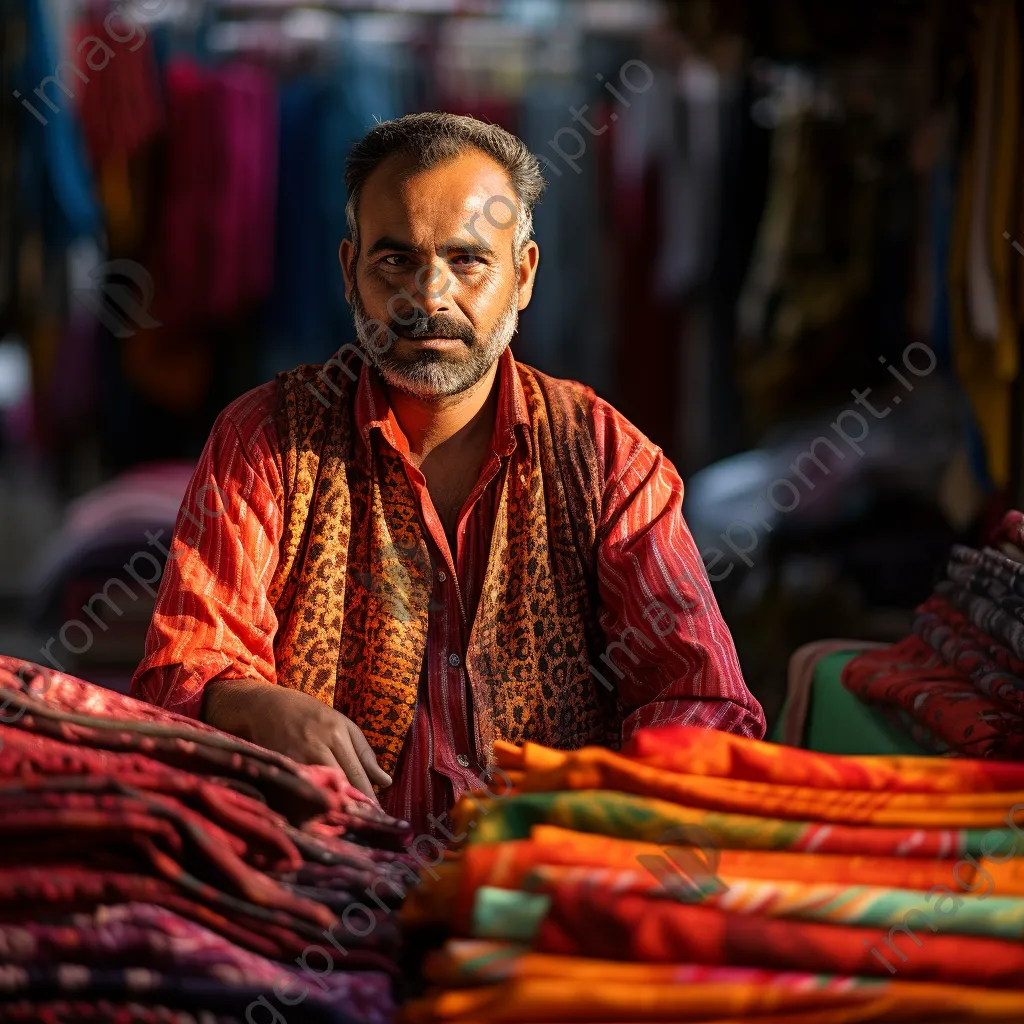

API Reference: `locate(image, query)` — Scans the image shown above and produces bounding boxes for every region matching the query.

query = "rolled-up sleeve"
[591,396,766,742]
[130,383,285,719]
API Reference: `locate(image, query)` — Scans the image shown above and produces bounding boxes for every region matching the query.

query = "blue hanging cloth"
[15,0,100,243]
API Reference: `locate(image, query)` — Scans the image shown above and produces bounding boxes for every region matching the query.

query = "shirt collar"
[355,346,532,461]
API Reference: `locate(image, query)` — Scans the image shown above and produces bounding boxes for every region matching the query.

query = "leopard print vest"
[267,354,621,778]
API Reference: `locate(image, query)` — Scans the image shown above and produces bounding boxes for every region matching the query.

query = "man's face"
[340,149,539,398]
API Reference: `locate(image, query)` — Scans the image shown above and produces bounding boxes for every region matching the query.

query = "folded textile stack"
[843,509,1024,758]
[0,656,416,1024]
[400,725,1024,1023]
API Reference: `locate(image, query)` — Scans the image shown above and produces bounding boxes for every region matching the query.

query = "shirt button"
[448,652,461,668]
[437,571,447,583]
[456,753,471,768]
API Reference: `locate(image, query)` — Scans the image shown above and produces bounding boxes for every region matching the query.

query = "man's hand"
[202,679,392,801]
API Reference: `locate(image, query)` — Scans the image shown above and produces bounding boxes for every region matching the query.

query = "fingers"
[328,730,379,802]
[305,742,343,770]
[347,720,393,789]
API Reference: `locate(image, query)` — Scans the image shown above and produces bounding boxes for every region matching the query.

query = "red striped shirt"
[132,349,764,834]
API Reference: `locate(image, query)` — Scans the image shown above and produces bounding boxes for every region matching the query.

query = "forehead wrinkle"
[361,151,519,256]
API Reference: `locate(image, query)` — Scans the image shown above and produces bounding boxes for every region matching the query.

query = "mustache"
[390,313,475,345]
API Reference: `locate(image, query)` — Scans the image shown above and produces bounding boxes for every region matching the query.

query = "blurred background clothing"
[1,0,1023,728]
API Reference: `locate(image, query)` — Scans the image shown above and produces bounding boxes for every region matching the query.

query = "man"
[132,112,764,834]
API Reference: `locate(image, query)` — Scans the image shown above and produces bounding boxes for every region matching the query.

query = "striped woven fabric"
[401,727,1024,1022]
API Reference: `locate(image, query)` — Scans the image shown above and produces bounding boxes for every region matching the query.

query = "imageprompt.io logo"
[354,539,446,623]
[636,824,727,901]
[72,259,162,338]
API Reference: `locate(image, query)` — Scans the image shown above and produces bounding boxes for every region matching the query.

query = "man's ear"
[516,240,540,311]
[339,239,356,301]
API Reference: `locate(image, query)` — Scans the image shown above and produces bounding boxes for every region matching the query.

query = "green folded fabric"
[472,886,548,941]
[466,788,1019,859]
[772,651,932,755]
[805,652,934,756]
[470,875,1024,942]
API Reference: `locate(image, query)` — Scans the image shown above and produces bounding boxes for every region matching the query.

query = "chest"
[421,442,499,554]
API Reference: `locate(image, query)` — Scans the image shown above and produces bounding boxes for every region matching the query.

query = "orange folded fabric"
[407,828,985,933]
[507,745,1024,828]
[404,954,1024,1023]
[613,727,1024,793]
[401,976,887,1024]
[524,827,983,892]
[400,860,462,928]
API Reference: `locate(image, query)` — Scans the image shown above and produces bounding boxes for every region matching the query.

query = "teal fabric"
[472,886,548,942]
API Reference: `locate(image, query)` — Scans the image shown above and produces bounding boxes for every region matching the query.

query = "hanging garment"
[517,79,611,390]
[947,0,1021,488]
[206,64,277,320]
[70,3,164,252]
[15,0,100,241]
[264,77,333,375]
[605,85,681,454]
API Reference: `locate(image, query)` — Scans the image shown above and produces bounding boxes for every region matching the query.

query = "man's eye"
[450,255,481,267]
[382,255,412,267]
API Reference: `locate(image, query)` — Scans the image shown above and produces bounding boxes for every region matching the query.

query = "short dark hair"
[344,111,545,256]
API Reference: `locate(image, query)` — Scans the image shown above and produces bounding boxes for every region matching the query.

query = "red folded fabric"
[914,595,1024,714]
[619,724,1024,790]
[0,656,419,982]
[0,866,313,961]
[991,510,1024,552]
[0,786,331,927]
[841,636,1024,759]
[0,657,404,838]
[0,1004,228,1024]
[0,866,400,972]
[0,724,302,867]
[0,901,394,1021]
[533,885,1024,987]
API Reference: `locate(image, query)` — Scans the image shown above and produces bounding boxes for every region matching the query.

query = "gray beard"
[351,286,518,399]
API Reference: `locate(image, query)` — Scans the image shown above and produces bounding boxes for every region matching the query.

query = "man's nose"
[411,258,453,314]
